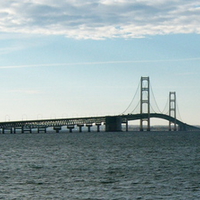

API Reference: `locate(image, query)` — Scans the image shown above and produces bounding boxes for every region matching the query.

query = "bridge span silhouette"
[0,77,199,133]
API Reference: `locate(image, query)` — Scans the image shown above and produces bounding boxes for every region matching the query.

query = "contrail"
[0,57,200,69]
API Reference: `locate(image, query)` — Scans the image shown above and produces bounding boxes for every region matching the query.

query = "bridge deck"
[0,113,199,132]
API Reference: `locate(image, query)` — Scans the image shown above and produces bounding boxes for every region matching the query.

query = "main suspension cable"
[121,81,140,114]
[176,100,183,121]
[150,104,157,113]
[162,97,169,115]
[130,100,140,114]
[150,84,162,113]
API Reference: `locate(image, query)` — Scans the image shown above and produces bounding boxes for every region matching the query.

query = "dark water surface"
[0,131,200,199]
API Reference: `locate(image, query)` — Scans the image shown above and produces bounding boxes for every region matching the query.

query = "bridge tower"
[140,77,150,131]
[169,92,177,131]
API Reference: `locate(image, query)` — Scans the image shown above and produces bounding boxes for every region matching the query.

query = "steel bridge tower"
[169,92,177,131]
[140,77,150,131]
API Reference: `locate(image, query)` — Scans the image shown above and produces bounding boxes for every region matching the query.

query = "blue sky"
[0,0,200,125]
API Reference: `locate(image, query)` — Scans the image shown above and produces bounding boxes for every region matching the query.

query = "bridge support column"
[67,125,74,133]
[77,124,84,132]
[37,126,47,133]
[22,127,32,133]
[14,127,22,134]
[105,116,122,132]
[2,127,13,134]
[96,123,101,132]
[178,124,186,131]
[86,124,92,132]
[54,126,62,133]
[126,121,128,132]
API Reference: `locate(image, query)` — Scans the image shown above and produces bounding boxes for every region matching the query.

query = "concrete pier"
[86,124,92,132]
[105,116,122,132]
[53,126,62,133]
[67,125,74,133]
[14,127,22,134]
[37,126,47,133]
[125,121,128,132]
[22,127,32,133]
[77,124,84,132]
[96,123,101,132]
[2,127,13,134]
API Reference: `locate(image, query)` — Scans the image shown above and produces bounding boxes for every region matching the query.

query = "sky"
[0,0,200,126]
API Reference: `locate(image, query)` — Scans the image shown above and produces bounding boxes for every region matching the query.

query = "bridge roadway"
[122,113,199,131]
[0,113,199,133]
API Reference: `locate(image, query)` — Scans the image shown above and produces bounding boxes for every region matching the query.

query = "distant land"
[121,125,200,132]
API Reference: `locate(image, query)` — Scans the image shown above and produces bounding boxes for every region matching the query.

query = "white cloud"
[0,0,200,39]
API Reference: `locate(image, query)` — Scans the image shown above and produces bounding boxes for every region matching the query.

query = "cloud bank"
[0,0,200,39]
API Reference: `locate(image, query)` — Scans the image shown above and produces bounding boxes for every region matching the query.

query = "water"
[0,131,200,200]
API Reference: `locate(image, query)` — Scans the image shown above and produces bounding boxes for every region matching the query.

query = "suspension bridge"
[0,77,199,133]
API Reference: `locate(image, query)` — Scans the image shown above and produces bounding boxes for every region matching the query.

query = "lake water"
[0,131,200,200]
